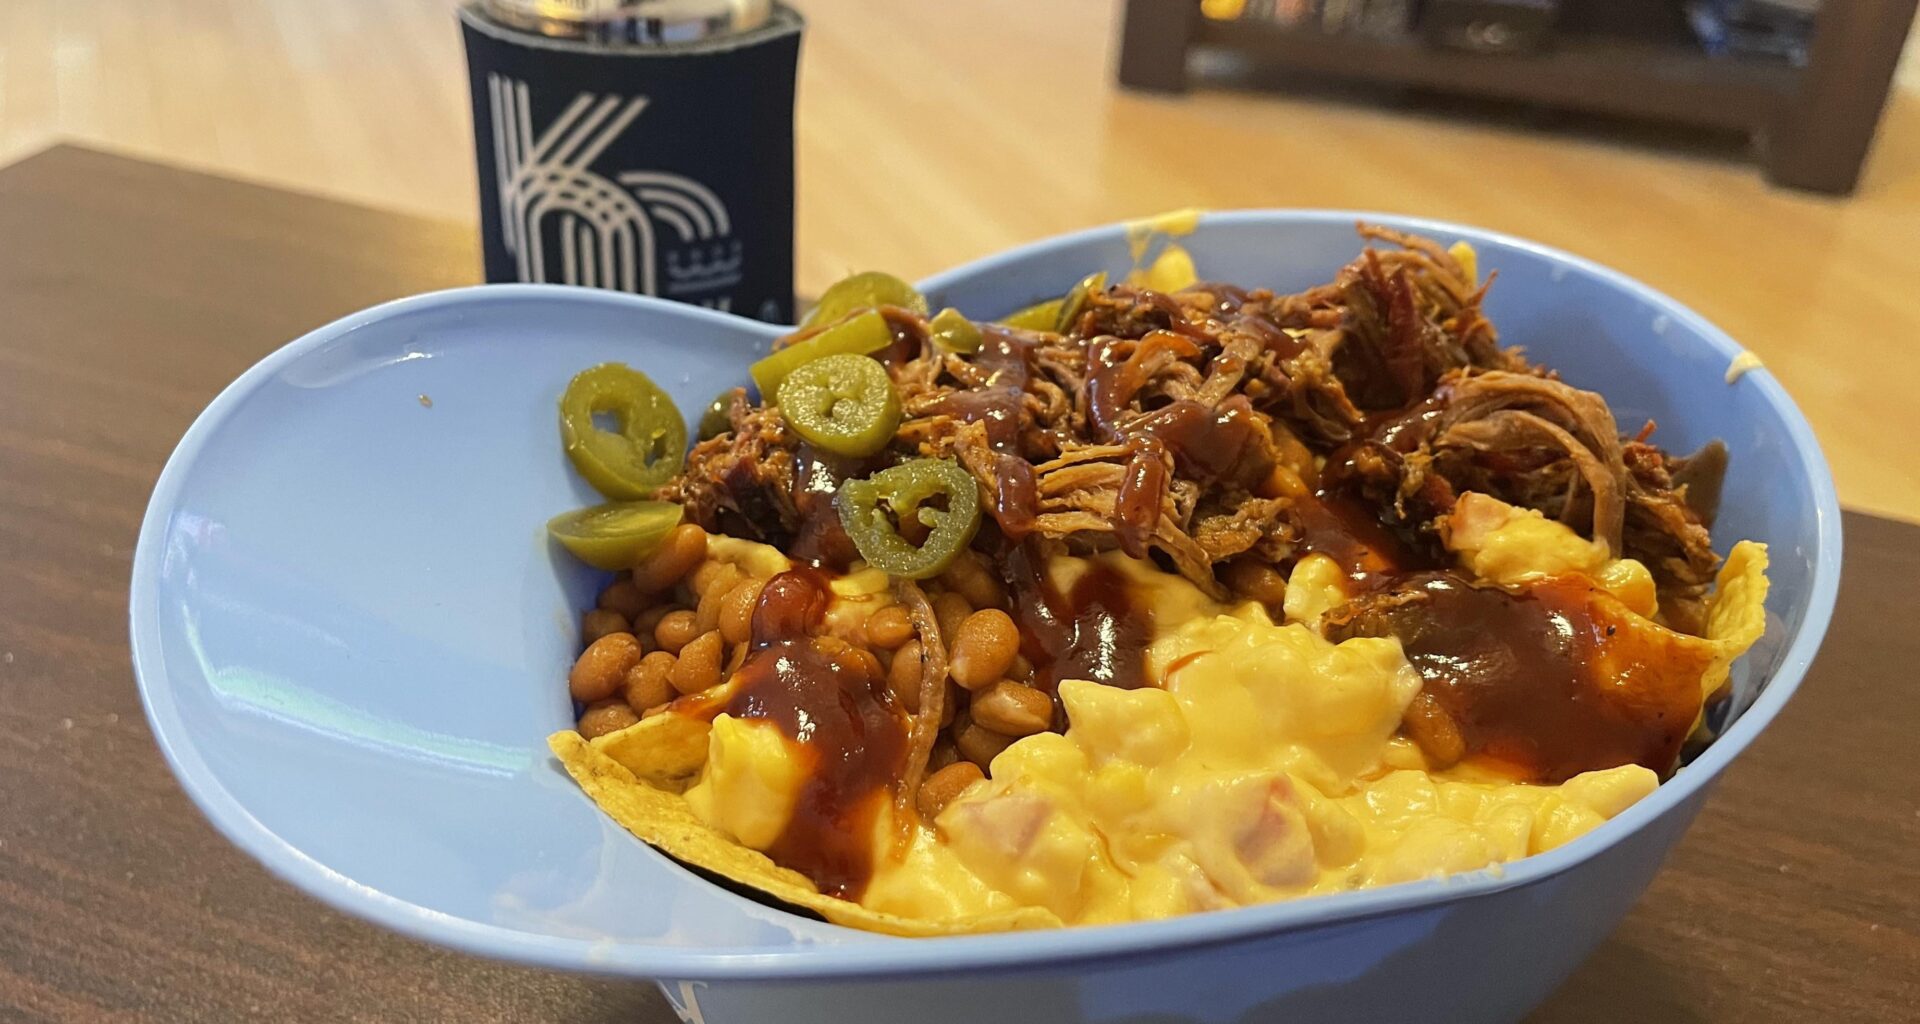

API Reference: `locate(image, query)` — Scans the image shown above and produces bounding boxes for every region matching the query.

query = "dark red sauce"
[785,444,861,572]
[716,456,794,547]
[1132,394,1268,482]
[1365,393,1446,453]
[878,306,930,367]
[1085,330,1277,552]
[1086,331,1201,440]
[926,325,1038,539]
[1006,545,1154,693]
[1339,572,1709,783]
[992,458,1038,541]
[711,570,908,899]
[1292,488,1437,584]
[1200,283,1250,314]
[1113,440,1167,559]
[1216,303,1309,361]
[1137,290,1214,343]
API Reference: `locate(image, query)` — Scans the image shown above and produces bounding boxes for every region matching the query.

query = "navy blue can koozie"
[459,3,802,324]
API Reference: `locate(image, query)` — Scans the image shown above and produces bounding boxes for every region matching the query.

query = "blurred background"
[1,0,1915,517]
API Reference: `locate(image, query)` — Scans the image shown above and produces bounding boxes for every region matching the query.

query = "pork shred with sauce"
[659,224,1727,636]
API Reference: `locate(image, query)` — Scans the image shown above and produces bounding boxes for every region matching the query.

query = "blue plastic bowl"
[130,212,1841,1024]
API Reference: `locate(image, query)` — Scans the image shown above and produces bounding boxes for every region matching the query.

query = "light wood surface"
[4,144,1916,1024]
[1,1,1917,519]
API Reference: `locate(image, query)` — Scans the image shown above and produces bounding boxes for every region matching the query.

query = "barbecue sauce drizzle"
[1005,544,1154,695]
[691,289,1709,896]
[786,444,862,572]
[1299,393,1703,784]
[923,324,1038,539]
[1329,572,1710,783]
[700,570,908,900]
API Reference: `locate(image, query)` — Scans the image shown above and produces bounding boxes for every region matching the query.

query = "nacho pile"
[541,227,1769,933]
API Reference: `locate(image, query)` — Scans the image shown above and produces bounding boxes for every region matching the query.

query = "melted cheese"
[679,537,1676,927]
[1446,492,1659,618]
[682,715,806,850]
[929,598,1657,925]
[1124,207,1203,293]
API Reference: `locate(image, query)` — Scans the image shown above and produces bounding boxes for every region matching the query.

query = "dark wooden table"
[1,145,1914,1023]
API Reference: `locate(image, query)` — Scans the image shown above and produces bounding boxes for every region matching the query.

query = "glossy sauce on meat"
[1085,331,1201,441]
[1366,394,1446,452]
[878,305,931,367]
[1207,298,1310,362]
[1085,328,1275,556]
[1112,439,1167,558]
[714,570,908,898]
[1134,395,1268,482]
[786,444,861,571]
[925,325,1038,539]
[1006,545,1153,693]
[1292,487,1438,584]
[1330,572,1708,783]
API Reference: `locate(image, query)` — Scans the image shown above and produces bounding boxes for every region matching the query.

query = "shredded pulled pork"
[659,225,1728,634]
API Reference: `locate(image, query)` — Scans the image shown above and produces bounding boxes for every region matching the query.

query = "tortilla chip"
[1696,540,1770,699]
[550,727,1060,936]
[589,713,711,790]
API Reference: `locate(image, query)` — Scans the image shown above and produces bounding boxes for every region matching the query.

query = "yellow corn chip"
[589,712,711,790]
[550,728,1060,936]
[1697,540,1770,699]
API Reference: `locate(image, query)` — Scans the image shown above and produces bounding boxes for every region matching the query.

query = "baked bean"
[849,647,884,682]
[916,761,985,821]
[596,578,648,620]
[718,577,766,645]
[954,719,1015,769]
[968,680,1052,736]
[1402,691,1466,768]
[633,604,675,635]
[939,552,1008,610]
[886,640,924,712]
[633,524,708,593]
[578,699,640,738]
[654,609,701,653]
[926,737,960,774]
[687,559,741,602]
[1223,559,1289,605]
[569,632,642,703]
[932,591,972,643]
[1008,652,1035,682]
[694,564,743,633]
[669,630,725,695]
[1257,463,1309,501]
[581,608,631,645]
[949,609,1019,689]
[864,604,916,649]
[941,683,961,727]
[623,652,677,711]
[726,642,749,674]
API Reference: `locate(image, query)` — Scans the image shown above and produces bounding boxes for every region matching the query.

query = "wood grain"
[0,145,1914,1023]
[0,1,1917,520]
[0,146,670,1024]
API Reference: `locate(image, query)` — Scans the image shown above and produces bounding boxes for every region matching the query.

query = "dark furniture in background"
[1,144,1916,1021]
[1116,0,1919,194]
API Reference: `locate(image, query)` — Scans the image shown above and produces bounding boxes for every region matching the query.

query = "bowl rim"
[129,209,1843,980]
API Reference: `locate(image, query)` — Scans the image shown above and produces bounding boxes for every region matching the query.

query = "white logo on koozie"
[660,980,710,1023]
[487,74,738,306]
